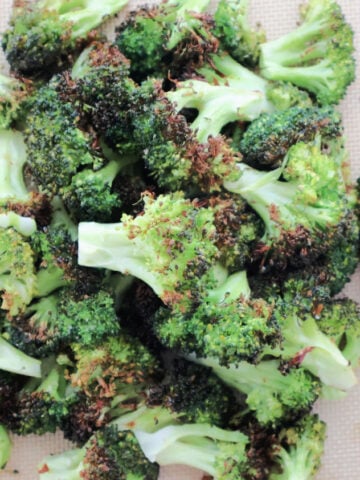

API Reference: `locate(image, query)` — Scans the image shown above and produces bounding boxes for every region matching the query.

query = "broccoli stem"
[38,448,85,479]
[0,337,41,377]
[0,212,36,236]
[0,129,29,202]
[38,0,130,38]
[78,221,161,294]
[135,423,246,475]
[206,269,250,303]
[260,20,326,68]
[0,424,11,469]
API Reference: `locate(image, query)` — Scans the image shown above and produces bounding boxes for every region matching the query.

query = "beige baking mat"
[0,0,359,478]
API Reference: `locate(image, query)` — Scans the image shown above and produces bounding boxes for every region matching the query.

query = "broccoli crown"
[270,414,326,479]
[224,136,353,272]
[2,0,129,76]
[0,424,11,469]
[71,42,138,155]
[25,79,102,194]
[70,334,162,402]
[155,289,278,366]
[213,0,266,66]
[259,0,355,104]
[240,105,343,168]
[148,358,239,427]
[11,358,72,436]
[115,0,216,81]
[78,192,220,311]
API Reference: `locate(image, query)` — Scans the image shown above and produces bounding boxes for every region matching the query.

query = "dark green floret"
[240,105,343,168]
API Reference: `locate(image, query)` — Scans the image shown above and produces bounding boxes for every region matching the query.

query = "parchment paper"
[0,1,359,478]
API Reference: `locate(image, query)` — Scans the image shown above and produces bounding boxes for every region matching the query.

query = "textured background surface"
[0,0,359,478]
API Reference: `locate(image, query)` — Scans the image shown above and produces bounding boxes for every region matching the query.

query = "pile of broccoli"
[0,0,359,478]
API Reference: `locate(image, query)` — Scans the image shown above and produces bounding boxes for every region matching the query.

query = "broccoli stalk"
[11,356,74,435]
[0,424,11,469]
[2,0,130,76]
[0,337,41,377]
[259,0,355,104]
[110,406,252,479]
[115,0,215,80]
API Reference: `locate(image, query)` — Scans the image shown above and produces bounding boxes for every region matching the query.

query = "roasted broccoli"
[213,0,266,66]
[115,0,216,81]
[259,0,355,104]
[2,0,130,76]
[224,135,355,271]
[239,105,343,168]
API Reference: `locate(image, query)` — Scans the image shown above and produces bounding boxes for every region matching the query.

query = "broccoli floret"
[269,414,326,479]
[78,192,220,312]
[0,424,11,469]
[259,0,355,105]
[150,358,239,427]
[269,298,358,392]
[7,287,121,357]
[155,268,280,365]
[190,356,321,428]
[24,77,130,222]
[2,0,130,76]
[0,336,41,377]
[240,105,343,168]
[111,406,253,479]
[11,355,74,435]
[115,0,216,81]
[24,78,102,193]
[224,136,355,272]
[131,79,240,193]
[70,42,139,156]
[213,0,266,66]
[205,193,263,271]
[38,426,159,480]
